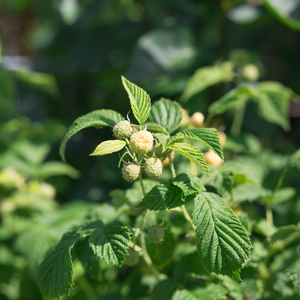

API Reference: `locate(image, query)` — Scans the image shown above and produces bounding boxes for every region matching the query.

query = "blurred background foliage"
[1,0,300,299]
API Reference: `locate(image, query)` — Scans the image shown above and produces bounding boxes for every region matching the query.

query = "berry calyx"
[122,163,140,182]
[147,225,165,244]
[144,157,163,179]
[124,248,140,266]
[130,130,153,155]
[113,120,133,140]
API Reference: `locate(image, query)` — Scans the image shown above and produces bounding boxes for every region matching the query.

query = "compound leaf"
[90,140,126,156]
[60,109,124,162]
[122,76,151,125]
[192,192,252,280]
[147,98,182,134]
[180,128,223,161]
[89,221,131,266]
[37,229,85,300]
[168,143,213,178]
[137,182,194,211]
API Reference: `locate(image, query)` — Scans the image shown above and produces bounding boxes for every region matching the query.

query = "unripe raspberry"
[242,64,259,81]
[144,158,163,179]
[122,163,140,182]
[205,149,223,167]
[191,112,205,127]
[148,225,165,244]
[129,203,144,216]
[124,248,140,266]
[113,120,133,139]
[130,130,153,155]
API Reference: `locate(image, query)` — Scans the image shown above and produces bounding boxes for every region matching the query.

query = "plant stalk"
[231,101,245,136]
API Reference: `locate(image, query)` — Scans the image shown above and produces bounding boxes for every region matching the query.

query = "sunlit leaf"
[122,76,151,125]
[90,140,126,156]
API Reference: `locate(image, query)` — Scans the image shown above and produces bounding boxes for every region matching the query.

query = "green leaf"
[220,276,244,300]
[180,61,233,102]
[255,91,290,130]
[192,192,252,279]
[0,66,16,116]
[152,279,178,300]
[264,0,300,31]
[173,284,227,300]
[60,109,124,162]
[208,85,253,115]
[179,128,224,161]
[15,224,57,273]
[172,173,206,198]
[38,161,80,179]
[90,140,126,156]
[232,183,269,204]
[137,182,194,211]
[121,76,151,125]
[144,122,169,134]
[153,133,170,151]
[147,98,182,134]
[37,229,85,300]
[168,142,213,178]
[286,258,300,295]
[89,221,131,266]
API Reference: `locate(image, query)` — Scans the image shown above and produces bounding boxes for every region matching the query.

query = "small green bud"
[130,130,153,155]
[147,225,165,244]
[113,120,133,139]
[122,163,140,182]
[144,158,163,179]
[124,248,140,266]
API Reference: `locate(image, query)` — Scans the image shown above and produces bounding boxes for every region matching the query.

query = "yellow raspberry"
[122,163,140,182]
[191,112,205,127]
[144,157,163,179]
[113,120,133,139]
[205,149,223,167]
[242,64,259,81]
[218,131,227,147]
[130,130,153,155]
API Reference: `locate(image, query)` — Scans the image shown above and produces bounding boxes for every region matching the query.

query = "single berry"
[130,130,153,155]
[242,64,259,81]
[113,120,133,139]
[124,248,140,266]
[122,163,140,182]
[218,131,226,147]
[205,149,223,167]
[191,112,205,127]
[148,225,165,244]
[162,151,175,166]
[129,203,144,216]
[144,158,163,179]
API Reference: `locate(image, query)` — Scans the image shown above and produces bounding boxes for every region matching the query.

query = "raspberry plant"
[36,75,255,300]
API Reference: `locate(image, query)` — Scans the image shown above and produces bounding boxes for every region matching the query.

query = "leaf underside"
[60,109,124,162]
[90,140,126,156]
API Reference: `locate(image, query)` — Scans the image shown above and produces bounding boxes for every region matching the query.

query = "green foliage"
[89,221,131,266]
[90,140,126,156]
[193,193,252,279]
[121,76,151,125]
[147,98,182,134]
[59,109,124,162]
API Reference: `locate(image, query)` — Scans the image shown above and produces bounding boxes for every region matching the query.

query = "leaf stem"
[169,153,195,229]
[266,203,273,227]
[231,101,245,136]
